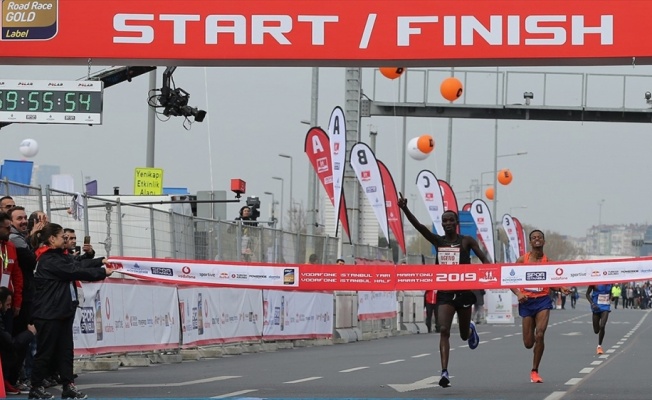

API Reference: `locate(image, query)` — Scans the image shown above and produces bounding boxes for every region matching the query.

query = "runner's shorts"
[518,295,553,318]
[437,290,477,310]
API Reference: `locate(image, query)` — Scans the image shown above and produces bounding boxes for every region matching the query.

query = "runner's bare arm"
[465,236,492,264]
[397,192,438,244]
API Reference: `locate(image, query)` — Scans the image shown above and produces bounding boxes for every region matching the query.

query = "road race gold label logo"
[2,0,57,40]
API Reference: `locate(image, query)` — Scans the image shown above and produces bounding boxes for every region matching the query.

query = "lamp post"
[598,199,605,226]
[278,154,293,214]
[272,177,285,230]
[264,191,276,224]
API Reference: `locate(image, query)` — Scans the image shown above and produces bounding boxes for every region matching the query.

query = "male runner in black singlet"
[398,193,491,388]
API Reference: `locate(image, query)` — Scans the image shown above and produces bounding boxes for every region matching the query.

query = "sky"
[1,64,652,238]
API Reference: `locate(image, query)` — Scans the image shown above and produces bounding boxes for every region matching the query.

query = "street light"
[278,153,293,215]
[598,199,605,226]
[264,191,276,224]
[272,177,285,230]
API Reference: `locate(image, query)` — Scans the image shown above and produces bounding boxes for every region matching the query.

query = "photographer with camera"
[234,197,261,262]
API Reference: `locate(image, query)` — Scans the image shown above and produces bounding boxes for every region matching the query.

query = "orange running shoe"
[530,371,543,383]
[597,345,604,354]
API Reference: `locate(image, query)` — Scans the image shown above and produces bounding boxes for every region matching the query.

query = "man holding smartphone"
[63,229,95,260]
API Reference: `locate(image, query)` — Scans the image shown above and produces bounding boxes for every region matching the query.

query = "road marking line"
[565,378,583,385]
[211,389,257,398]
[590,361,603,365]
[544,391,567,400]
[339,366,369,372]
[491,337,502,341]
[114,376,241,388]
[411,353,430,358]
[580,367,594,373]
[284,377,322,384]
[380,359,405,365]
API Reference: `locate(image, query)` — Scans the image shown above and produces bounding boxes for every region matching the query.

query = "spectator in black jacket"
[0,286,36,395]
[28,223,115,400]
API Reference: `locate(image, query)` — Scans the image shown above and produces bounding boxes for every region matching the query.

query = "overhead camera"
[523,91,534,106]
[148,66,207,128]
[645,91,652,100]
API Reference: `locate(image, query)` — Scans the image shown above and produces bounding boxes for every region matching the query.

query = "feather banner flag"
[349,142,390,243]
[303,127,350,237]
[470,199,495,262]
[415,170,445,236]
[378,160,406,255]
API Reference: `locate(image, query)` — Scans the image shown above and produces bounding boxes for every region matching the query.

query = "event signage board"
[0,1,649,66]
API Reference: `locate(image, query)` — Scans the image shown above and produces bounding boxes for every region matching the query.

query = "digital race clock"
[0,79,103,124]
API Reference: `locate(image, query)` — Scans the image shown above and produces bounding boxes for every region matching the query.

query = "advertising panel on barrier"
[0,1,648,66]
[357,291,397,320]
[485,289,515,324]
[109,256,652,291]
[178,287,263,347]
[262,290,333,340]
[73,280,180,355]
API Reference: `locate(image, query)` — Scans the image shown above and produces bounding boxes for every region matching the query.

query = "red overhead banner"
[1,0,650,66]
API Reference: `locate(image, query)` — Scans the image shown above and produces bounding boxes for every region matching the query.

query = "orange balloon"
[440,77,463,102]
[498,169,513,185]
[417,135,435,154]
[379,67,405,80]
[485,187,495,200]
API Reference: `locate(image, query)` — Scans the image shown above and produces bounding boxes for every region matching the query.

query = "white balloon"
[19,139,39,158]
[407,137,429,160]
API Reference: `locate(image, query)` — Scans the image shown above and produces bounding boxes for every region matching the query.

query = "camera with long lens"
[246,196,261,220]
[159,87,206,122]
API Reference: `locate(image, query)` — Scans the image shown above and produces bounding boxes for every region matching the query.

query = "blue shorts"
[518,295,553,318]
[592,304,611,314]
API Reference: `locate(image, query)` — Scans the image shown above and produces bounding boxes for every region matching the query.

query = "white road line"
[411,353,430,358]
[284,377,322,384]
[380,359,405,365]
[590,360,603,365]
[606,349,616,353]
[116,376,241,387]
[491,337,502,341]
[579,367,594,373]
[543,391,567,400]
[211,389,258,398]
[565,378,583,385]
[612,345,620,348]
[339,366,369,373]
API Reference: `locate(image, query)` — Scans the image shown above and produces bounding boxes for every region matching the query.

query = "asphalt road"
[53,300,652,399]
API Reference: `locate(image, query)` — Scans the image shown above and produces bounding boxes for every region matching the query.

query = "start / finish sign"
[0,79,103,124]
[0,0,649,67]
[134,167,164,195]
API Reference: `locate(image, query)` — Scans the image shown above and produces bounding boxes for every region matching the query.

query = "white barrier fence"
[73,280,347,355]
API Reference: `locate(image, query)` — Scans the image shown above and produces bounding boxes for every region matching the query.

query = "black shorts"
[436,290,477,309]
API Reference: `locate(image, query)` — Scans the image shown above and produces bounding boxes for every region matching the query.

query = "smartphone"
[84,235,91,245]
[74,246,81,253]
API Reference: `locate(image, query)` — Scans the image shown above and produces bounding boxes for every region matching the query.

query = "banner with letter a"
[349,142,390,243]
[415,170,445,236]
[328,106,349,238]
[304,127,350,237]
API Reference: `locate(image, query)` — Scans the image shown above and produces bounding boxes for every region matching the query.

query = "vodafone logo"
[182,266,191,274]
[555,268,564,276]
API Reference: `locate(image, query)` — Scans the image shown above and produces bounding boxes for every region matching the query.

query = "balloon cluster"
[407,134,434,160]
[485,169,514,200]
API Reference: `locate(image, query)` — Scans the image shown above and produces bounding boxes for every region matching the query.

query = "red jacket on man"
[1,240,24,309]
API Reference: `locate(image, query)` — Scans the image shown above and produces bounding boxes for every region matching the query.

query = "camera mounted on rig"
[246,196,261,220]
